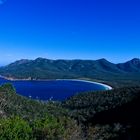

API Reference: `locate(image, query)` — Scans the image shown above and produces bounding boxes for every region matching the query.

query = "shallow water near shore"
[0,78,111,101]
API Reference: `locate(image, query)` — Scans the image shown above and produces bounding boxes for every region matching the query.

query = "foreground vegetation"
[63,87,140,139]
[0,84,82,140]
[0,84,140,139]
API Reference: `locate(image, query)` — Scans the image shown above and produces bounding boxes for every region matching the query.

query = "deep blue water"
[0,78,107,101]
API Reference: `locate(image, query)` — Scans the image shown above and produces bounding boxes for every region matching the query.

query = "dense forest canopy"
[0,84,140,139]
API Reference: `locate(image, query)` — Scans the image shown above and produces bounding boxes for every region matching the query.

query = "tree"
[0,116,32,140]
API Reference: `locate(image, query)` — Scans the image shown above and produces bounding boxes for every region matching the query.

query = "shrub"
[0,116,32,140]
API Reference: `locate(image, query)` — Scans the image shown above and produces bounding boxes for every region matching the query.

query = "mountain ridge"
[2,57,140,67]
[0,58,140,87]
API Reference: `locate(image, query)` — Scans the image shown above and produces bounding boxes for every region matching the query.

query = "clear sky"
[0,0,140,65]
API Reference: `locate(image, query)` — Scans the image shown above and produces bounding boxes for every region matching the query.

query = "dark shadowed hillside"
[63,87,140,140]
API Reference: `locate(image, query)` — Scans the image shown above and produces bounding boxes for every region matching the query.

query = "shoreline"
[57,79,113,90]
[0,75,113,90]
[0,75,33,81]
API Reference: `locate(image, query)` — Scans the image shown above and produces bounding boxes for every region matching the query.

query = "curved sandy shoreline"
[0,75,112,90]
[56,79,113,90]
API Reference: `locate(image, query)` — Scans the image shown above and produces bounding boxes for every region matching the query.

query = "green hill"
[0,58,140,87]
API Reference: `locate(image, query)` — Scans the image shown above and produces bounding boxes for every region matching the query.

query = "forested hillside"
[0,84,140,139]
[63,87,140,139]
[0,58,140,87]
[0,84,82,140]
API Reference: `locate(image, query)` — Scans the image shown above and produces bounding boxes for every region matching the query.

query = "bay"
[0,78,109,101]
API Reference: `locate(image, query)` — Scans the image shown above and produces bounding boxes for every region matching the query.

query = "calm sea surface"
[0,78,107,101]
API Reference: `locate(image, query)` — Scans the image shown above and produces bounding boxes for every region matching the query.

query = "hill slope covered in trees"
[0,58,140,87]
[0,84,140,139]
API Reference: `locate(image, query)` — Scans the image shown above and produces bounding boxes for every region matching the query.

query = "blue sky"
[0,0,140,65]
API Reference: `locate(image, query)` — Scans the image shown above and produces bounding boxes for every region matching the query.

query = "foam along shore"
[56,79,113,90]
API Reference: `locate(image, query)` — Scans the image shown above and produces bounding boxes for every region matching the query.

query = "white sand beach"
[57,79,113,90]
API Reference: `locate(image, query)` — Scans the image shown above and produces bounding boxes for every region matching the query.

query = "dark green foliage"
[0,84,83,140]
[87,123,126,140]
[0,84,68,120]
[1,84,140,139]
[0,114,82,140]
[0,83,16,94]
[0,116,32,140]
[0,58,140,87]
[32,114,82,140]
[63,87,140,124]
[63,87,140,139]
[32,114,65,139]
